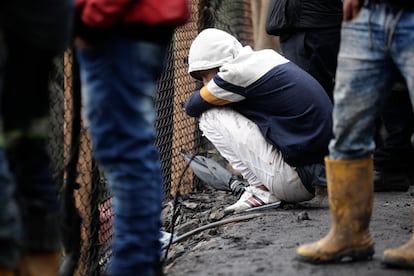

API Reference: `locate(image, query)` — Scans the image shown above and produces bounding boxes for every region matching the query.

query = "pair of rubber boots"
[296,157,414,268]
[0,252,60,276]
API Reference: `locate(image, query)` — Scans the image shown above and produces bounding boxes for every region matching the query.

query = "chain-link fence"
[48,1,254,275]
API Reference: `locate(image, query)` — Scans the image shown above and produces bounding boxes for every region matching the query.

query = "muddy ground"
[162,184,414,276]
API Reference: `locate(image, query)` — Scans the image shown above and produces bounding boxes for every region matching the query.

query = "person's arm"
[185,73,246,117]
[184,89,217,117]
[343,0,363,21]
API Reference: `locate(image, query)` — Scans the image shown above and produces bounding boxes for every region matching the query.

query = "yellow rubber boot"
[15,252,60,276]
[296,157,375,263]
[382,210,414,269]
[0,269,14,276]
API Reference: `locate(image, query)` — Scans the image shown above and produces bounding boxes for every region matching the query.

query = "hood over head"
[188,28,243,80]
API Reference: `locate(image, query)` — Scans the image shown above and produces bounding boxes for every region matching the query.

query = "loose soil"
[162,185,414,276]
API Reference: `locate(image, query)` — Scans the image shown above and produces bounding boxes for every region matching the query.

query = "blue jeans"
[0,147,20,269]
[329,3,414,160]
[76,37,168,276]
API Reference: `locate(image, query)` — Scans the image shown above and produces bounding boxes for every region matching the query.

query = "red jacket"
[76,0,190,29]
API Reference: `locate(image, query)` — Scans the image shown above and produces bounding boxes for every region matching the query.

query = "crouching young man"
[184,28,333,214]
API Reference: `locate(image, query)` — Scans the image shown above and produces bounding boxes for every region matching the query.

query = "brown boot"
[296,157,375,263]
[382,208,414,269]
[15,252,60,276]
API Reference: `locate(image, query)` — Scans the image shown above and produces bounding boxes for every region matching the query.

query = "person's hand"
[343,0,363,21]
[74,36,96,50]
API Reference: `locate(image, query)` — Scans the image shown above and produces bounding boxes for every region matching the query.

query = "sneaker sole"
[244,201,282,213]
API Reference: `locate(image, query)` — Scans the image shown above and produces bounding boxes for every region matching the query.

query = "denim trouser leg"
[329,5,414,160]
[391,11,414,117]
[6,137,61,252]
[76,38,167,276]
[0,147,21,268]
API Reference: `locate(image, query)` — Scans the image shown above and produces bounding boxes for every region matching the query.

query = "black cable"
[166,213,263,246]
[162,151,198,262]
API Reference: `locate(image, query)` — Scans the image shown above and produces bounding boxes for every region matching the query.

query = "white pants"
[199,108,314,203]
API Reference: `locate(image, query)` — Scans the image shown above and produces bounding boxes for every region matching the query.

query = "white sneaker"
[224,186,280,214]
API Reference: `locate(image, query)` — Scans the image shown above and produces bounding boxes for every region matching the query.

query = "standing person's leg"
[279,27,340,101]
[374,80,414,192]
[382,9,414,268]
[77,37,169,276]
[0,146,19,275]
[199,108,314,204]
[279,32,308,72]
[297,4,395,263]
[303,28,340,100]
[0,28,21,276]
[1,31,61,275]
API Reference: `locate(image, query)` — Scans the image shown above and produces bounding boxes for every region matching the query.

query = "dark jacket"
[266,0,343,35]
